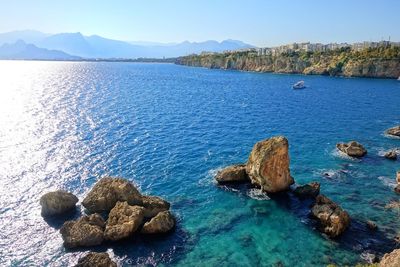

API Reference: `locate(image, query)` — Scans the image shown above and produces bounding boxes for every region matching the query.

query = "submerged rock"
[380,249,400,267]
[293,182,320,198]
[384,150,397,160]
[336,141,367,158]
[215,164,249,184]
[394,185,400,194]
[141,211,175,234]
[60,214,105,248]
[386,126,400,137]
[246,136,294,193]
[311,195,350,237]
[82,177,143,213]
[40,190,78,216]
[75,252,117,267]
[366,220,378,231]
[141,195,170,218]
[104,201,144,241]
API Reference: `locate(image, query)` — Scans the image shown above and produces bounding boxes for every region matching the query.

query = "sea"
[0,61,399,266]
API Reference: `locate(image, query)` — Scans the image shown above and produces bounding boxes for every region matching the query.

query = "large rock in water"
[336,141,367,158]
[386,126,400,137]
[246,136,294,193]
[141,211,175,234]
[141,195,170,218]
[379,249,400,267]
[75,252,117,267]
[311,195,350,237]
[104,201,144,241]
[215,164,249,184]
[82,177,143,213]
[293,182,320,198]
[40,190,78,216]
[385,150,398,160]
[60,214,105,248]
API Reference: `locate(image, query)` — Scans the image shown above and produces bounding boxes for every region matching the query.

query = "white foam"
[383,133,400,140]
[331,149,361,162]
[378,176,397,189]
[247,188,270,200]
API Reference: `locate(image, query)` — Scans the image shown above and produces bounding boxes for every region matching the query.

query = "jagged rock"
[82,177,143,213]
[293,182,320,198]
[380,249,400,267]
[386,126,400,137]
[336,141,367,158]
[246,136,294,193]
[311,195,350,237]
[366,220,378,231]
[141,211,175,234]
[397,171,400,184]
[104,201,144,241]
[215,164,249,184]
[75,252,117,267]
[141,195,170,218]
[60,214,105,248]
[384,151,397,160]
[40,190,78,216]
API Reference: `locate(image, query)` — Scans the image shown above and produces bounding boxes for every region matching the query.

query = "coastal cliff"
[176,47,400,78]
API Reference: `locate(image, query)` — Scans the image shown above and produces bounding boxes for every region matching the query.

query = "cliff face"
[176,47,400,79]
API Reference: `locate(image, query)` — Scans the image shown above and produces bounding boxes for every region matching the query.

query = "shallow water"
[0,61,399,266]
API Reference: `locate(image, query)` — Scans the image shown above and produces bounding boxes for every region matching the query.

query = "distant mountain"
[0,40,81,60]
[0,30,255,59]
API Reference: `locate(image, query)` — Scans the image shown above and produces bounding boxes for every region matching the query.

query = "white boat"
[293,80,305,89]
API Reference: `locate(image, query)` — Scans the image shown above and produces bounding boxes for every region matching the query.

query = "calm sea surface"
[0,61,399,267]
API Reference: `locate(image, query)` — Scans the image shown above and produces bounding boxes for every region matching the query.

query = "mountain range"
[0,30,254,60]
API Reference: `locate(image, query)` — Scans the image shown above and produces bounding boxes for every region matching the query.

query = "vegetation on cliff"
[176,46,400,78]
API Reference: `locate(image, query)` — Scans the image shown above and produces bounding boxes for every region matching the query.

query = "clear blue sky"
[0,0,399,46]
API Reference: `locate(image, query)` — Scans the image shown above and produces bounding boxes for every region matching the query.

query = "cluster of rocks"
[40,177,175,265]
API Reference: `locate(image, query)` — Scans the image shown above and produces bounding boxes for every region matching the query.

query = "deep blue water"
[0,61,399,266]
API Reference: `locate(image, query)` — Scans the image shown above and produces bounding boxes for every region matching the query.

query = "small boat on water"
[292,80,305,89]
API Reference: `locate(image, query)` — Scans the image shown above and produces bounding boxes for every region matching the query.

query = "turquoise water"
[0,61,399,266]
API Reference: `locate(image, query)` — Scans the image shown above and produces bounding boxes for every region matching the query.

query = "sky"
[0,0,399,46]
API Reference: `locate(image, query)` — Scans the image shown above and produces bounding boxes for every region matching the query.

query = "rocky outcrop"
[386,126,400,137]
[311,195,350,237]
[379,249,400,267]
[385,150,398,160]
[246,136,294,193]
[82,177,143,213]
[75,252,117,267]
[60,214,105,248]
[293,182,320,198]
[141,211,175,234]
[104,201,144,241]
[395,171,400,194]
[336,141,367,158]
[141,195,170,218]
[215,164,249,184]
[40,190,78,216]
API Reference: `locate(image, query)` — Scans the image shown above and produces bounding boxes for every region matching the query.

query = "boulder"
[336,141,367,158]
[384,151,397,160]
[311,195,350,237]
[82,177,143,213]
[40,190,78,216]
[75,252,117,267]
[215,164,249,184]
[386,126,400,137]
[104,201,144,241]
[60,214,105,248]
[395,185,400,194]
[141,211,175,234]
[293,182,320,198]
[380,249,400,267]
[141,195,170,218]
[397,171,400,184]
[246,136,294,193]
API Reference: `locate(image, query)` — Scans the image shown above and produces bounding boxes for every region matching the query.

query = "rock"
[386,126,400,137]
[293,182,320,198]
[60,214,105,248]
[397,171,400,184]
[246,136,294,193]
[311,195,350,237]
[384,151,397,160]
[40,190,78,216]
[394,185,400,194]
[141,211,175,234]
[75,252,117,267]
[104,201,144,241]
[366,220,378,231]
[336,141,367,158]
[82,177,143,213]
[380,249,400,267]
[141,195,170,218]
[215,164,249,184]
